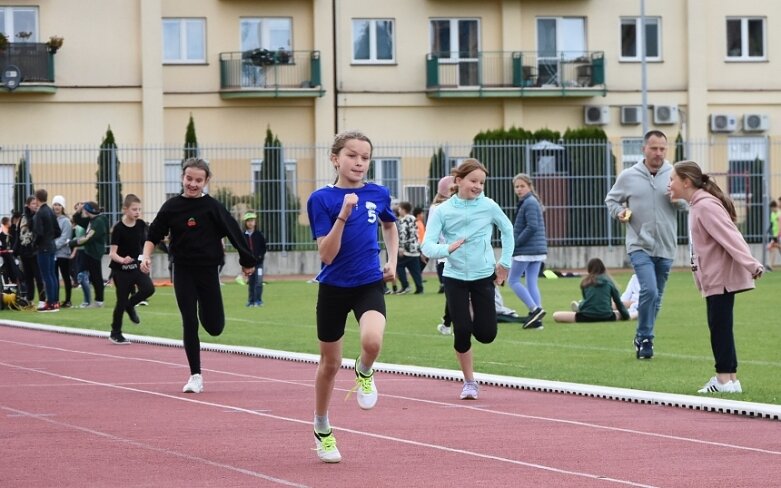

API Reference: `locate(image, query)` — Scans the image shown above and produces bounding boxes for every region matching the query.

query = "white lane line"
[0,404,308,488]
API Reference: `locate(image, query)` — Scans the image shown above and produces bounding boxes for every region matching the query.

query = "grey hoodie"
[605,160,686,259]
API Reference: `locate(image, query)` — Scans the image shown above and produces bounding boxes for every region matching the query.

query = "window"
[252,159,298,198]
[726,17,765,60]
[164,160,183,199]
[0,6,38,42]
[368,159,400,198]
[536,17,586,85]
[430,19,480,86]
[620,17,661,61]
[352,19,395,63]
[240,18,291,52]
[621,138,644,169]
[0,164,14,217]
[163,18,206,63]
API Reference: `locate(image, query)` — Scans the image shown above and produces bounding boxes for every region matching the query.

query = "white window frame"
[240,17,292,52]
[621,138,644,169]
[371,158,400,199]
[726,17,766,61]
[0,6,39,42]
[0,164,14,218]
[352,18,395,64]
[536,17,586,60]
[162,18,206,64]
[252,159,298,198]
[164,159,183,199]
[619,17,661,62]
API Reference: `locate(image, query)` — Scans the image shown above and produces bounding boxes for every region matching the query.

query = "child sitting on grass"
[552,258,630,323]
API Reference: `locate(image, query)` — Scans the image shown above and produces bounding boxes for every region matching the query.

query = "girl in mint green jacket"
[421,159,514,401]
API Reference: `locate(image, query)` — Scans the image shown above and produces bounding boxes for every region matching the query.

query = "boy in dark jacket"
[242,212,267,307]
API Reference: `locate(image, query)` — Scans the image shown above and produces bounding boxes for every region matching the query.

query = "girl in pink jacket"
[669,161,764,394]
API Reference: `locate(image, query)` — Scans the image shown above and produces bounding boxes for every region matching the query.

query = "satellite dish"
[2,64,22,91]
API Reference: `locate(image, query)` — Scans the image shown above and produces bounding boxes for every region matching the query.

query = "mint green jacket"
[421,193,514,281]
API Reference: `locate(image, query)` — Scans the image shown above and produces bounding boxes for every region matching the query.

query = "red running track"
[1,325,780,488]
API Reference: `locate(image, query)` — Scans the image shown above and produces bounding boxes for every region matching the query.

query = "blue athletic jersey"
[307,183,396,287]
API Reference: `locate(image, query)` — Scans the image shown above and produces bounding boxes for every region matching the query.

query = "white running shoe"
[436,323,452,336]
[354,359,378,410]
[732,379,742,393]
[183,374,203,393]
[314,430,342,463]
[460,381,479,400]
[570,300,580,312]
[697,376,736,394]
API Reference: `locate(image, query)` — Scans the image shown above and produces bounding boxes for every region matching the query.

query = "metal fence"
[0,138,777,252]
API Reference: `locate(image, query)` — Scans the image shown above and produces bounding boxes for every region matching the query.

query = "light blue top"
[421,192,514,281]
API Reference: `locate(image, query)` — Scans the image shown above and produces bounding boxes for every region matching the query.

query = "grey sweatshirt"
[605,160,686,259]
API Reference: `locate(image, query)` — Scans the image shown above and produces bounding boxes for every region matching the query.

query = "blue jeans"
[629,250,673,341]
[247,265,263,304]
[36,250,58,306]
[78,270,92,304]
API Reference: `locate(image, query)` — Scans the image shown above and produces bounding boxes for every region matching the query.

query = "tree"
[427,146,446,204]
[184,113,199,161]
[14,156,33,212]
[96,126,122,223]
[258,127,300,251]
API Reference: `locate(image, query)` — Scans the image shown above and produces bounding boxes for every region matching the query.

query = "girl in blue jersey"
[421,159,514,401]
[306,130,399,464]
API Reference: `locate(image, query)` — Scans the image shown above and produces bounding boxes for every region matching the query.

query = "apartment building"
[0,1,778,205]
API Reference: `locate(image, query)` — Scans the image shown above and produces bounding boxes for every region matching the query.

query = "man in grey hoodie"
[605,130,686,359]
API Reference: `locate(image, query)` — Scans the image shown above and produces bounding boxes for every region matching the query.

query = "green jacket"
[73,212,109,260]
[578,275,629,320]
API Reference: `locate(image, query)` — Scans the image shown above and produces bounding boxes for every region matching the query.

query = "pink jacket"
[689,189,761,297]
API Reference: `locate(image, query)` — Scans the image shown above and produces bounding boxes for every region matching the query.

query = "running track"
[1,323,780,488]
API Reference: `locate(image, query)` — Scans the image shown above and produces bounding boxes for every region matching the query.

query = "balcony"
[426,51,605,98]
[0,42,57,93]
[219,49,324,98]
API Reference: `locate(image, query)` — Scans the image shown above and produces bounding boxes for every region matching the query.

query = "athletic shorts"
[575,312,617,323]
[316,279,386,342]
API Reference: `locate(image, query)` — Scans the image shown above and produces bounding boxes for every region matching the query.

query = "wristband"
[336,217,346,224]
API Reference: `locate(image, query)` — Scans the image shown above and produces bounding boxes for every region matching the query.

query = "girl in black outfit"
[141,158,256,393]
[15,197,45,305]
[107,194,156,345]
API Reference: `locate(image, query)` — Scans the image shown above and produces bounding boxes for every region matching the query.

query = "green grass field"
[6,269,780,405]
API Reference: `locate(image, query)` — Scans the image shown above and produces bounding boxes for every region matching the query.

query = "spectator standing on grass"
[669,160,763,394]
[767,200,780,270]
[15,197,45,306]
[421,158,514,401]
[107,194,155,345]
[605,130,686,360]
[141,157,255,394]
[52,196,74,308]
[69,201,110,308]
[552,258,630,323]
[242,211,267,307]
[305,130,398,464]
[508,173,547,330]
[32,189,61,312]
[396,201,424,294]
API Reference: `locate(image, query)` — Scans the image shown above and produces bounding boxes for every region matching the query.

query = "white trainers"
[570,300,580,312]
[460,381,479,400]
[354,359,378,410]
[436,323,452,335]
[697,376,737,394]
[314,430,342,463]
[732,379,743,393]
[183,374,203,393]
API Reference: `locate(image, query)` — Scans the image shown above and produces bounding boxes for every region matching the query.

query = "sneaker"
[235,275,246,286]
[438,285,445,294]
[79,302,91,308]
[183,374,203,393]
[126,306,140,324]
[522,307,546,329]
[524,320,544,330]
[137,300,149,306]
[396,287,410,295]
[732,379,743,393]
[635,338,654,359]
[109,333,130,345]
[570,300,580,312]
[384,288,392,295]
[413,289,424,294]
[313,430,342,463]
[460,381,479,400]
[354,359,378,410]
[86,301,104,309]
[697,376,737,393]
[436,323,452,336]
[61,301,72,309]
[36,303,59,313]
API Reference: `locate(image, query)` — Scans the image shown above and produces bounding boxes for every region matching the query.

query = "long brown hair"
[513,173,544,208]
[673,160,737,222]
[580,257,609,289]
[451,158,488,179]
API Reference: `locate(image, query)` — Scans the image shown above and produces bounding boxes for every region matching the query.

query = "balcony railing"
[219,49,323,98]
[426,50,605,98]
[0,42,56,85]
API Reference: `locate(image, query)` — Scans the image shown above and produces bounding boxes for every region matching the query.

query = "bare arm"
[317,193,358,265]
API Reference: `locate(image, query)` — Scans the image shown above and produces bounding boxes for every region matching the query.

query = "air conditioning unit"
[710,113,737,133]
[743,113,769,132]
[584,105,610,125]
[653,105,679,125]
[620,106,642,125]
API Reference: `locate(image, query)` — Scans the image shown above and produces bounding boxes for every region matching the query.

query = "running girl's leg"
[172,264,202,374]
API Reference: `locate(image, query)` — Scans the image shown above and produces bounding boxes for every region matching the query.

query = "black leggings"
[443,275,498,353]
[56,257,72,303]
[111,267,155,333]
[20,255,44,302]
[81,254,105,302]
[172,263,224,375]
[706,291,737,374]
